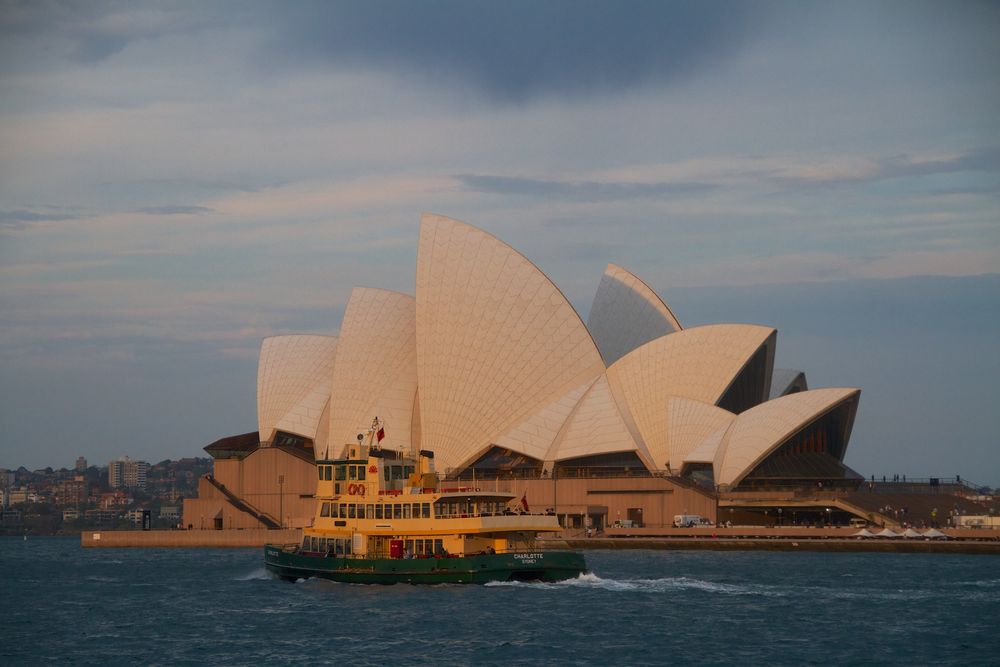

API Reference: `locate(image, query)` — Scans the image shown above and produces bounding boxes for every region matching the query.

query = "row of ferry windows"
[318,465,365,481]
[317,464,417,481]
[304,536,353,555]
[321,502,432,520]
[318,500,510,519]
[405,539,445,556]
[302,536,445,556]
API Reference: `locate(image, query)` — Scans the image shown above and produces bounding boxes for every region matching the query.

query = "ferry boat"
[264,422,587,584]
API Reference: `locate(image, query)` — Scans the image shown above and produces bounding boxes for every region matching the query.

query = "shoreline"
[73,529,1000,554]
[545,537,1000,555]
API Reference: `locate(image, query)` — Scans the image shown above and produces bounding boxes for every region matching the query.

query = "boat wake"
[234,567,272,581]
[487,572,770,595]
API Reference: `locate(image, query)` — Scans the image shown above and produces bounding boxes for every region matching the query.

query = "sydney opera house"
[184,214,864,532]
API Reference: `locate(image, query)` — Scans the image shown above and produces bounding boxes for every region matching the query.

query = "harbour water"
[2,537,998,665]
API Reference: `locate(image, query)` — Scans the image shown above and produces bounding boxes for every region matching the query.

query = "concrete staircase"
[204,475,281,529]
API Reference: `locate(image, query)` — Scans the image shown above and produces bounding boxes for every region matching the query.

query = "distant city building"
[108,457,149,490]
[54,477,87,506]
[75,456,88,472]
[8,487,32,505]
[158,506,181,521]
[99,491,132,508]
[84,508,119,525]
[125,509,148,526]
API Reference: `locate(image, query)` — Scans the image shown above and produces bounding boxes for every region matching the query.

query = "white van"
[673,514,703,528]
[849,517,868,528]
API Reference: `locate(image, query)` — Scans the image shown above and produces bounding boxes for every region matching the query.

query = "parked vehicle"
[673,514,703,528]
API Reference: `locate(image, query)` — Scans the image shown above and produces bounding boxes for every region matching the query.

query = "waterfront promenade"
[80,525,999,553]
[81,528,300,548]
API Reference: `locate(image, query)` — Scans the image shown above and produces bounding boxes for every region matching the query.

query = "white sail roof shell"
[683,424,730,466]
[257,335,338,442]
[587,263,682,366]
[548,374,648,464]
[415,214,607,472]
[490,379,595,464]
[712,387,861,489]
[663,398,736,471]
[327,288,417,456]
[605,323,775,471]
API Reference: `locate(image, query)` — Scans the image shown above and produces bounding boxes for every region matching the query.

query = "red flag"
[376,427,385,442]
[520,493,529,513]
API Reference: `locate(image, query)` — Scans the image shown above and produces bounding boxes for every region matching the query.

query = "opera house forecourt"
[184,213,878,536]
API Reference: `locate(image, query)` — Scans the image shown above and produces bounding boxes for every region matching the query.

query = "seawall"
[81,529,301,548]
[545,537,1000,555]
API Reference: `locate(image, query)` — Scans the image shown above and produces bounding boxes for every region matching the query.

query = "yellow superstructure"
[302,439,560,559]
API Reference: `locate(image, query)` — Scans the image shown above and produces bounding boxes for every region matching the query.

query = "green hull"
[264,545,587,584]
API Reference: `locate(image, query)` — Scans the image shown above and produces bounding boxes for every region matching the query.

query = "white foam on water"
[488,572,769,595]
[234,567,271,581]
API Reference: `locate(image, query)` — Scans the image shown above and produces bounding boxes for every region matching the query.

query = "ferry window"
[384,466,391,482]
[302,537,309,549]
[348,504,356,519]
[335,539,344,555]
[434,539,443,554]
[358,466,366,481]
[366,504,374,518]
[339,504,347,518]
[433,502,443,517]
[335,483,341,494]
[320,503,330,518]
[422,503,430,518]
[404,466,414,478]
[349,466,357,480]
[326,466,333,481]
[345,538,353,555]
[359,504,368,519]
[403,504,411,519]
[393,504,402,520]
[411,503,420,518]
[336,466,346,481]
[391,466,403,480]
[375,504,383,520]
[317,467,323,480]
[405,539,414,554]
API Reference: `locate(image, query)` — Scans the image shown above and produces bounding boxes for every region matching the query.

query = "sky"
[0,1,998,483]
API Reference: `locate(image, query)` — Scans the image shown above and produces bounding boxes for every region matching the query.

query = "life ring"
[357,484,366,497]
[347,483,357,495]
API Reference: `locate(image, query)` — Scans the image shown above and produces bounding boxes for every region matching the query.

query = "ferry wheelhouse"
[264,429,586,584]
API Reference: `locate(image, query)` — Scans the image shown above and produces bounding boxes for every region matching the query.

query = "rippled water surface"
[2,537,998,665]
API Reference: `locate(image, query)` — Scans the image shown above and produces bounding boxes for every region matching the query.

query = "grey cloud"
[878,147,1000,180]
[455,174,716,202]
[776,147,1000,187]
[0,209,79,230]
[137,205,215,216]
[258,0,755,101]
